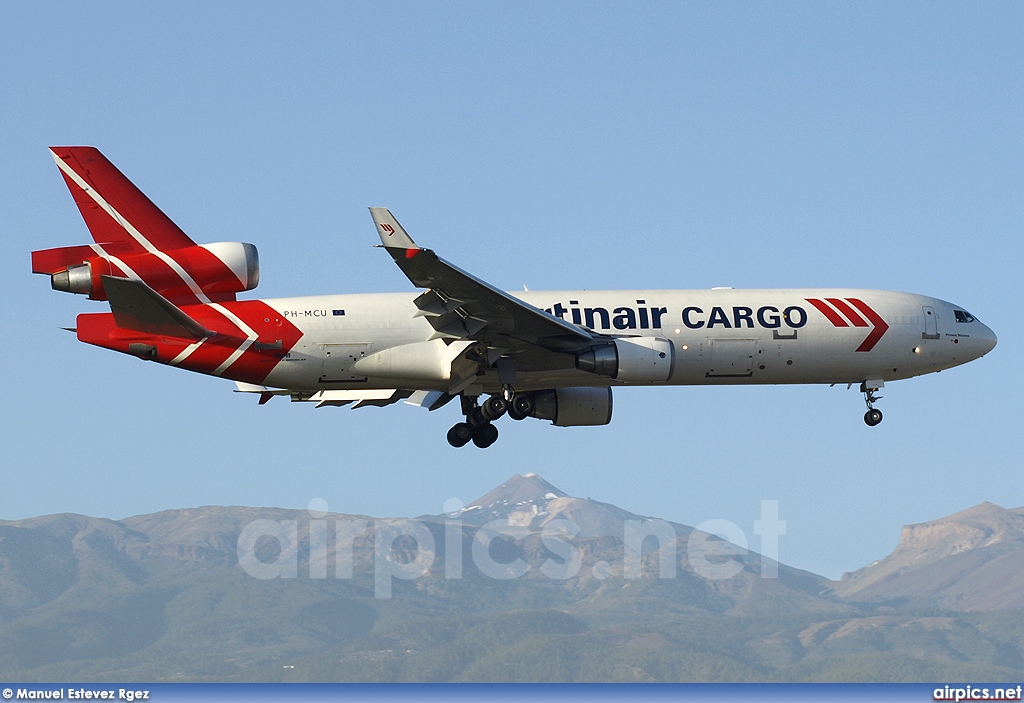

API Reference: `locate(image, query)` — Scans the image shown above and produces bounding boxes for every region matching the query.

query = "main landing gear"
[861,381,884,427]
[447,391,535,448]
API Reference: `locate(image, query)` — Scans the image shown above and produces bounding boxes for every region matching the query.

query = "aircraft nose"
[978,323,997,355]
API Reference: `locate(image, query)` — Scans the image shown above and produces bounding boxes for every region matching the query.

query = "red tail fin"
[49,146,195,251]
[34,147,259,306]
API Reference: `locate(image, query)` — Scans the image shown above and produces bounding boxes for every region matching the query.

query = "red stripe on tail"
[51,147,195,251]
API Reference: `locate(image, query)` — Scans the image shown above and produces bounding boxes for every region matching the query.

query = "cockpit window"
[954,310,976,323]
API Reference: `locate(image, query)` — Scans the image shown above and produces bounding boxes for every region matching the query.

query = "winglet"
[369,208,418,249]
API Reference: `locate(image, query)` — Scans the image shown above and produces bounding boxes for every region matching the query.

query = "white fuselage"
[255,288,996,394]
[35,150,998,443]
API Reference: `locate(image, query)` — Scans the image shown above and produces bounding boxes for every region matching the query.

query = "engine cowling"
[576,337,675,383]
[531,387,613,427]
[43,241,259,303]
[201,242,260,292]
[50,262,94,295]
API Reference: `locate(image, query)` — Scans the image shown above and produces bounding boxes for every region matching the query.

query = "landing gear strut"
[861,381,884,427]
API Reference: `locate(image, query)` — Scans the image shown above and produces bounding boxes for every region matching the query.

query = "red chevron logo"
[805,297,889,352]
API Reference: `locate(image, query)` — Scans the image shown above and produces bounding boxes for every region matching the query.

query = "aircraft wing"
[369,208,595,350]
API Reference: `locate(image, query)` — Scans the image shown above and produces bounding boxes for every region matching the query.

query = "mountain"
[434,472,672,538]
[0,475,1022,682]
[832,502,1024,611]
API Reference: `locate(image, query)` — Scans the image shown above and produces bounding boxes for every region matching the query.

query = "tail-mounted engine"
[33,146,263,306]
[576,337,675,383]
[34,241,259,305]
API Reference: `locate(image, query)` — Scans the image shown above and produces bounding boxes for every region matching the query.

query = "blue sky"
[1,2,1020,580]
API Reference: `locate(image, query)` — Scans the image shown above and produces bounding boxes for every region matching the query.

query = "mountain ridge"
[434,472,669,539]
[1,474,1021,681]
[833,501,1024,610]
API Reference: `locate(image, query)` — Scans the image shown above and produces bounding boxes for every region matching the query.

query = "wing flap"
[309,389,411,408]
[391,246,589,344]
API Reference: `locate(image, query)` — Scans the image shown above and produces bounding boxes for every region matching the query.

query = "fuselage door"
[706,338,756,377]
[922,306,939,339]
[320,343,370,383]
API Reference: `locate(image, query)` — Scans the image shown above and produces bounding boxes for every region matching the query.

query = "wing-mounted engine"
[33,241,259,304]
[530,387,613,426]
[575,337,675,383]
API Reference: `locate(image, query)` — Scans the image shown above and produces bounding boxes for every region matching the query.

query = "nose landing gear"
[864,408,883,426]
[861,380,884,427]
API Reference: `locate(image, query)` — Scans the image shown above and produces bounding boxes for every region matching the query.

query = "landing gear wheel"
[447,422,474,447]
[472,423,499,448]
[468,407,488,428]
[481,396,508,422]
[508,394,534,421]
[860,381,884,427]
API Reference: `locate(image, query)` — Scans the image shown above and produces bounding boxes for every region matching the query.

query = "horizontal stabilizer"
[102,275,215,339]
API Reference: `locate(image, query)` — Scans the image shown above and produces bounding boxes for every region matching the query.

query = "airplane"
[32,147,997,448]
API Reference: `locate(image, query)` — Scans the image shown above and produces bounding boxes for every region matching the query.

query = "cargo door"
[706,338,756,377]
[320,343,370,382]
